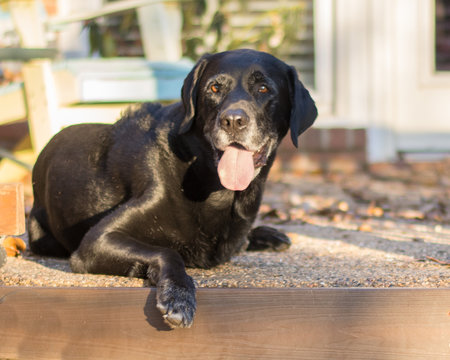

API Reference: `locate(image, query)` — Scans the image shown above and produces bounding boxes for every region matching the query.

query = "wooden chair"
[1,0,190,153]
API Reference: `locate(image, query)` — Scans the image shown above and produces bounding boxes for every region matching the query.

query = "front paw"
[247,226,291,252]
[156,276,196,329]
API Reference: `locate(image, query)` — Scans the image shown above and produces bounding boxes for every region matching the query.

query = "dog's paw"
[156,277,196,329]
[247,226,291,252]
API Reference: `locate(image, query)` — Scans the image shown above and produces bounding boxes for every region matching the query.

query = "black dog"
[28,49,317,328]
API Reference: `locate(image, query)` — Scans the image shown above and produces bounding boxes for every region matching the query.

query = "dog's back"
[29,103,170,255]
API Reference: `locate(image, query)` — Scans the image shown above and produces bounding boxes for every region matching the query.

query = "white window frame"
[312,0,334,118]
[419,0,450,86]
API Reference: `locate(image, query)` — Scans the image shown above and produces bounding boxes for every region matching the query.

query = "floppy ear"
[287,66,318,147]
[180,54,211,133]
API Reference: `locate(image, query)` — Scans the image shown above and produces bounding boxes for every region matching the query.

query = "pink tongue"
[218,146,255,191]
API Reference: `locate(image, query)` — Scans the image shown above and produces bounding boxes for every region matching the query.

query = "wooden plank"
[0,183,25,235]
[22,60,60,152]
[57,104,130,128]
[0,83,27,125]
[51,58,192,104]
[46,0,182,27]
[0,148,33,171]
[137,2,182,61]
[8,0,46,48]
[0,287,448,359]
[0,140,35,183]
[0,48,58,61]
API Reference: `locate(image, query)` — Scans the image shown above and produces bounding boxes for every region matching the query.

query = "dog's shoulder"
[105,102,187,171]
[114,102,163,133]
[114,102,183,132]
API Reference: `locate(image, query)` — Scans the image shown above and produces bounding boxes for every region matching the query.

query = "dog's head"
[181,49,317,191]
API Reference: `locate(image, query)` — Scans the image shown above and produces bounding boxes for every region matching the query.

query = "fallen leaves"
[357,223,373,232]
[286,232,302,245]
[397,209,425,220]
[259,158,450,247]
[425,256,450,267]
[260,207,290,223]
[1,236,27,257]
[337,201,349,212]
[367,201,384,217]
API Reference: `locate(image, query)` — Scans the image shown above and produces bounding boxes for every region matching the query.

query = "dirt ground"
[1,159,449,288]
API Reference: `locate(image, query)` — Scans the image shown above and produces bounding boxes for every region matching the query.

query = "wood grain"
[0,183,25,235]
[0,287,448,359]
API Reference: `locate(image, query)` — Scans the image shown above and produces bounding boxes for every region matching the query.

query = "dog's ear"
[287,66,318,147]
[180,54,211,133]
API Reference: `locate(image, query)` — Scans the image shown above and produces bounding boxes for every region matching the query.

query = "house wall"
[314,0,450,162]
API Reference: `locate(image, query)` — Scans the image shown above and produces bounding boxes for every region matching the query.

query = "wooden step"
[0,183,25,235]
[0,287,448,359]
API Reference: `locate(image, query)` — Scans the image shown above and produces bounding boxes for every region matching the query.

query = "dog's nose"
[220,109,249,133]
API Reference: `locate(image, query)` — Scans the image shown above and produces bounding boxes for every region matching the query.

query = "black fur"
[28,49,317,328]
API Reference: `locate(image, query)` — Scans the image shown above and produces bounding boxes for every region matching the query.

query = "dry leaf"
[2,237,27,257]
[367,201,384,217]
[289,208,305,221]
[261,208,289,222]
[332,213,344,223]
[259,204,272,213]
[398,209,425,220]
[358,223,373,232]
[337,201,349,212]
[287,232,302,244]
[426,256,450,267]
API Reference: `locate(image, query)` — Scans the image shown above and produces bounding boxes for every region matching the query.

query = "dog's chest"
[169,190,248,267]
[184,189,235,235]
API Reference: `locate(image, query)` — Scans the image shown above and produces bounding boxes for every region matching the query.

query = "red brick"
[329,128,348,151]
[353,129,367,149]
[301,128,323,151]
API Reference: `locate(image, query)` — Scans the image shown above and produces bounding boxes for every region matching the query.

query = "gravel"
[1,171,449,289]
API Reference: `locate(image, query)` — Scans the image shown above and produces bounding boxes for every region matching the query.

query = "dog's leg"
[68,202,196,328]
[28,206,70,257]
[247,226,291,252]
[71,232,196,328]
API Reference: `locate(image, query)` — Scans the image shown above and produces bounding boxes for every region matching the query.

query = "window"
[436,0,450,70]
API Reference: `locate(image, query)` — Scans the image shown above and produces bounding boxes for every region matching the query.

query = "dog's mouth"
[216,142,270,191]
[217,142,269,167]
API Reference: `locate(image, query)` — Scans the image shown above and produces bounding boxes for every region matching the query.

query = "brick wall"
[275,128,367,174]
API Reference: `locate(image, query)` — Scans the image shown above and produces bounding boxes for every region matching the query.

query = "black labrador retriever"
[28,49,317,328]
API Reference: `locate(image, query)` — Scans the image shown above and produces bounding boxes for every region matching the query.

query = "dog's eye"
[211,84,220,93]
[258,85,269,94]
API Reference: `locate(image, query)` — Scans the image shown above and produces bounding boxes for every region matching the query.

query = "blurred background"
[0,0,449,198]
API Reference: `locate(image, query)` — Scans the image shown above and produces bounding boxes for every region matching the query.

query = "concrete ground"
[1,160,449,288]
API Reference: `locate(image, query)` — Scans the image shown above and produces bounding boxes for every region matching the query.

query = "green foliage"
[181,0,307,60]
[84,0,307,60]
[85,21,117,57]
[84,12,137,57]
